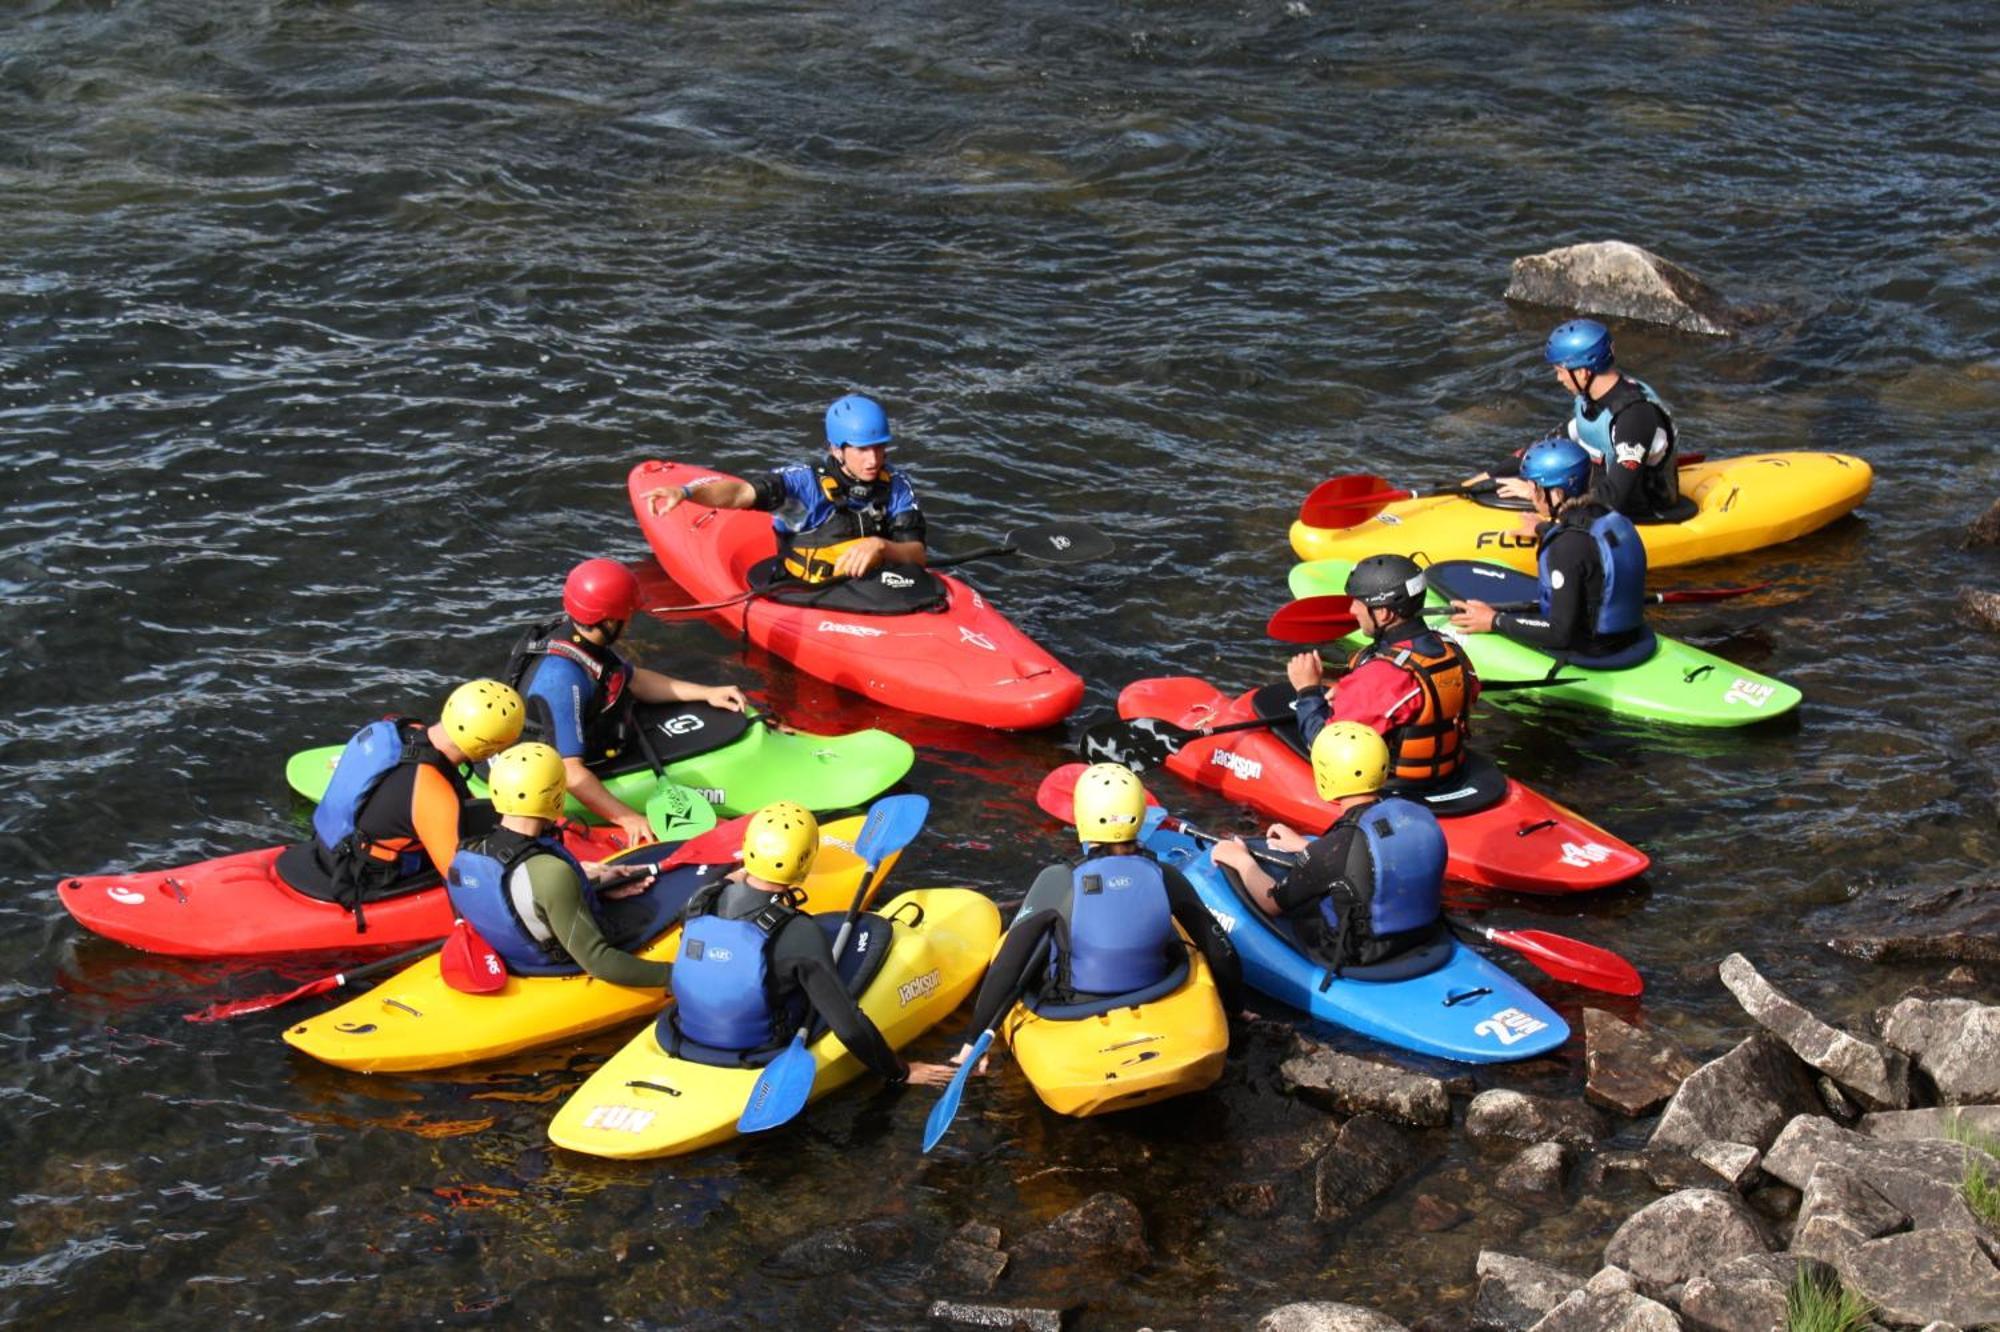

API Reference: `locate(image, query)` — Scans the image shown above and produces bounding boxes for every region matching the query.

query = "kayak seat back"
[1023,953,1190,1021]
[1635,495,1700,524]
[1396,750,1508,817]
[1248,683,1311,758]
[272,841,440,905]
[746,557,949,616]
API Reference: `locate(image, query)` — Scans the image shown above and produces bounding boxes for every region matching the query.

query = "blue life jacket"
[1050,853,1176,996]
[1570,376,1672,465]
[1321,797,1445,940]
[673,890,797,1051]
[445,830,594,977]
[312,717,440,879]
[1538,510,1649,638]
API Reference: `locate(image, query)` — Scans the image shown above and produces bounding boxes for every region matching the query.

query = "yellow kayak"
[1289,451,1872,571]
[1001,929,1228,1117]
[281,815,893,1074]
[547,888,999,1160]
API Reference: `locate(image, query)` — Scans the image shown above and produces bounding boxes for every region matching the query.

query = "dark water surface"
[3,0,1997,1325]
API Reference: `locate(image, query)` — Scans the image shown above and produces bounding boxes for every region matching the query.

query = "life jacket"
[1318,797,1446,967]
[445,829,594,976]
[780,458,900,583]
[312,717,465,926]
[1348,624,1472,785]
[505,615,635,761]
[1538,507,1648,638]
[671,883,803,1051]
[1046,853,1177,997]
[1571,376,1679,509]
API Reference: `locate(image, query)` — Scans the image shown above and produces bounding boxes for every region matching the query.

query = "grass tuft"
[1784,1267,1872,1332]
[1943,1111,2000,1229]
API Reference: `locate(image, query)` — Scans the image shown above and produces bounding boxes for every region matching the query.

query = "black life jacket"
[505,615,636,761]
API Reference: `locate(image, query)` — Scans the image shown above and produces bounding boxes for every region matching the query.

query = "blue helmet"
[1544,319,1614,372]
[825,393,892,448]
[1519,437,1592,495]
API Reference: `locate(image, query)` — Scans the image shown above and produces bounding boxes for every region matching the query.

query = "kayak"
[547,887,999,1159]
[1287,559,1802,727]
[628,460,1084,731]
[1141,816,1569,1063]
[1116,677,1649,893]
[1289,451,1872,570]
[281,814,886,1073]
[56,821,634,959]
[1000,927,1229,1117]
[284,703,913,823]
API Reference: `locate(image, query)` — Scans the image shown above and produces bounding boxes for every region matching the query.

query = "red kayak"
[629,460,1083,730]
[1116,677,1649,894]
[58,822,642,958]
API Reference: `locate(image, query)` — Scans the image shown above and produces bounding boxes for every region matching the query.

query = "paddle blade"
[184,975,337,1023]
[1653,582,1774,605]
[648,814,753,870]
[1006,520,1113,564]
[1299,474,1407,528]
[738,1034,815,1133]
[1076,718,1180,772]
[440,919,508,994]
[853,793,931,869]
[920,1028,998,1153]
[1034,763,1160,826]
[1267,596,1360,644]
[1485,926,1643,996]
[645,782,718,841]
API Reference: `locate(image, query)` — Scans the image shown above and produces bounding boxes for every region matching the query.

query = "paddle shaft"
[184,940,441,1023]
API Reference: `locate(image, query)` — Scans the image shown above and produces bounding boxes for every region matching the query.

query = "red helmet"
[563,559,642,625]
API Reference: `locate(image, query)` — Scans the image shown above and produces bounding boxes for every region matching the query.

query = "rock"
[1822,882,2000,966]
[1466,1090,1608,1150]
[1602,1188,1773,1300]
[1968,497,2000,548]
[1790,1162,1910,1265]
[927,1222,1010,1295]
[1505,240,1739,336]
[1222,1181,1284,1219]
[1690,1142,1762,1190]
[1839,1229,2000,1327]
[1496,1143,1572,1201]
[1313,1113,1419,1223]
[1586,1149,1734,1194]
[1471,1251,1588,1332]
[928,1300,1067,1331]
[1525,1266,1682,1332]
[1878,996,1985,1060]
[1761,1117,1985,1231]
[772,1217,916,1275]
[1281,1038,1452,1127]
[1649,1034,1822,1155]
[1258,1303,1411,1332]
[1011,1193,1150,1270]
[1717,954,1912,1111]
[1412,1193,1469,1232]
[1923,1005,2000,1104]
[1584,1009,1699,1118]
[1962,588,2000,633]
[1678,1254,1819,1332]
[1817,1076,1862,1121]
[1858,1107,2000,1141]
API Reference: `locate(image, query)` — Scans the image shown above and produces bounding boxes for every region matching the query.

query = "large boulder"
[1761,1116,1986,1232]
[1467,1090,1608,1150]
[1961,589,2000,635]
[1922,1005,2000,1104]
[1648,1034,1822,1154]
[1506,240,1738,336]
[1790,1161,1911,1265]
[1258,1303,1411,1332]
[1717,954,1911,1111]
[1584,1009,1699,1118]
[1877,996,1986,1060]
[1858,1107,2000,1141]
[1472,1251,1589,1332]
[1838,1229,2000,1327]
[1602,1188,1772,1300]
[1678,1254,1822,1332]
[1967,497,2000,548]
[1525,1267,1682,1332]
[1281,1038,1452,1127]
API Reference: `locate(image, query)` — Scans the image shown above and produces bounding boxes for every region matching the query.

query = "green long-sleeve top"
[518,853,675,989]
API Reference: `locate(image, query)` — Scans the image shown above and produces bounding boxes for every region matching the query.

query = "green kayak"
[1287,558,1801,728]
[285,702,915,821]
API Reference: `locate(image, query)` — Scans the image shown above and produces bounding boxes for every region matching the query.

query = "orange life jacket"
[1347,627,1472,784]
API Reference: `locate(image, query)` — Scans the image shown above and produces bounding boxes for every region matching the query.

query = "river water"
[3,1,1996,1326]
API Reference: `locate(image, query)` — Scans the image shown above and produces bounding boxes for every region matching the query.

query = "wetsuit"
[1265,800,1445,969]
[747,458,925,583]
[963,850,1242,1032]
[1290,621,1481,787]
[452,829,670,987]
[1491,502,1646,660]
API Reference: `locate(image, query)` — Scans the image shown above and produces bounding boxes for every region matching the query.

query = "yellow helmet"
[742,801,819,886]
[1311,722,1390,802]
[441,679,525,762]
[1073,763,1148,845]
[486,742,567,820]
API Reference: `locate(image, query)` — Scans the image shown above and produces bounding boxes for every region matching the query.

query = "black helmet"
[1344,554,1427,616]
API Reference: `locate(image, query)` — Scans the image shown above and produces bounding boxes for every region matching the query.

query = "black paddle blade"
[1077,718,1179,771]
[1007,520,1113,564]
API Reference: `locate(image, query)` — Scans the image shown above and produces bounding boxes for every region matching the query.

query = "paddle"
[1032,765,1641,996]
[1266,585,1771,643]
[656,521,1113,616]
[183,941,441,1023]
[644,780,718,842]
[1298,453,1710,528]
[920,937,1051,1155]
[736,793,932,1134]
[1080,713,1298,772]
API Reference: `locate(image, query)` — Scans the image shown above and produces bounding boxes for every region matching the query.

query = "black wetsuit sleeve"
[1271,823,1356,915]
[1162,865,1242,1014]
[1291,687,1331,747]
[747,473,788,512]
[964,911,1060,1035]
[770,916,905,1082]
[1493,528,1589,652]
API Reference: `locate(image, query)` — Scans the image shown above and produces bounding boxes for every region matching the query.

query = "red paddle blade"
[657,813,753,869]
[1487,926,1643,996]
[1299,474,1410,528]
[1655,582,1773,605]
[439,920,508,994]
[183,974,338,1023]
[1266,596,1360,644]
[1034,763,1161,826]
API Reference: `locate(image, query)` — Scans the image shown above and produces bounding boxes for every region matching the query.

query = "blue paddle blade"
[737,1033,815,1134]
[853,793,930,869]
[1140,805,1170,838]
[920,1028,998,1154]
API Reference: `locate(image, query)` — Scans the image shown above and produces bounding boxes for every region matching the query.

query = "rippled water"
[3,1,1997,1325]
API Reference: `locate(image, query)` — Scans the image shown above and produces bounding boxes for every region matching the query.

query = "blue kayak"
[1141,817,1570,1063]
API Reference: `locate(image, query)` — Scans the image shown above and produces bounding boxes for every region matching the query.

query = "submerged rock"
[1505,240,1738,336]
[1258,1302,1411,1332]
[1313,1113,1420,1223]
[1471,1251,1588,1332]
[1010,1193,1149,1270]
[1717,954,1911,1111]
[1648,1034,1822,1154]
[1820,881,2000,966]
[1495,1142,1573,1202]
[926,1221,1010,1295]
[1583,1009,1698,1119]
[1466,1090,1607,1149]
[1967,497,2000,548]
[1281,1037,1452,1127]
[1960,588,2000,634]
[1602,1188,1773,1300]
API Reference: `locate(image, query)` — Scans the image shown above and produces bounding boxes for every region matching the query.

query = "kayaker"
[273,678,526,926]
[924,764,1242,1080]
[664,801,950,1084]
[1468,318,1683,522]
[507,557,747,846]
[642,392,929,586]
[1212,723,1447,969]
[1284,553,1480,791]
[1447,437,1656,668]
[447,742,675,986]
